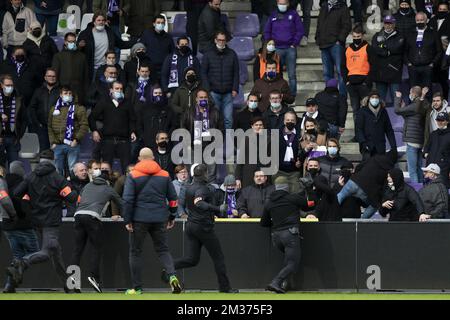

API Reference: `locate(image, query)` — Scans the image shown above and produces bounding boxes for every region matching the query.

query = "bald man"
[122,146,182,295]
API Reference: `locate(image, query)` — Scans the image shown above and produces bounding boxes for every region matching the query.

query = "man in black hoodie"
[7,150,78,292]
[261,175,314,293]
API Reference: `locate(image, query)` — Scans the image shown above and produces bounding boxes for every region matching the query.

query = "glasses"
[216,39,226,43]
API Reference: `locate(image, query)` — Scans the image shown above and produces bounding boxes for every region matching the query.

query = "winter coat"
[22,33,58,77]
[140,28,175,70]
[29,84,60,127]
[182,103,223,138]
[263,104,296,130]
[424,127,450,169]
[424,101,450,147]
[0,177,17,223]
[2,173,32,231]
[198,5,231,53]
[418,176,449,219]
[233,107,263,131]
[379,168,425,221]
[317,154,352,188]
[315,87,348,128]
[2,4,36,47]
[369,30,405,84]
[161,47,201,93]
[121,0,160,38]
[264,8,304,48]
[48,104,89,145]
[394,96,427,145]
[311,174,341,221]
[123,159,177,224]
[170,79,205,127]
[278,127,301,173]
[315,0,351,49]
[13,161,77,227]
[153,149,175,179]
[201,46,239,94]
[404,28,442,67]
[250,74,295,112]
[393,10,417,37]
[0,91,26,139]
[237,183,275,218]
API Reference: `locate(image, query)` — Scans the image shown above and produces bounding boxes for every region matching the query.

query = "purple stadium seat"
[51,36,65,51]
[233,85,245,108]
[239,60,248,85]
[386,107,404,132]
[172,13,187,37]
[228,37,255,61]
[233,13,260,37]
[408,182,423,192]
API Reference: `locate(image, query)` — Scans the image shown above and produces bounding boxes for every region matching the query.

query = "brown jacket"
[48,104,89,145]
[250,75,295,113]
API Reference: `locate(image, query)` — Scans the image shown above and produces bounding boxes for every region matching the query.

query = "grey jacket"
[0,177,17,221]
[394,96,427,145]
[418,176,449,219]
[75,177,123,220]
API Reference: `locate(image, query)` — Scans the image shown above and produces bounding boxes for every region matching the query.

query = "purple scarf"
[0,93,16,133]
[12,59,24,76]
[168,53,193,89]
[226,190,237,217]
[107,0,120,17]
[136,80,148,102]
[53,97,76,145]
[193,104,209,141]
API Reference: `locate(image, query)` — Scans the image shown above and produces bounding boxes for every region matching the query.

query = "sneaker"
[266,283,286,294]
[169,275,182,294]
[161,269,169,284]
[300,37,308,47]
[88,277,102,293]
[125,288,142,295]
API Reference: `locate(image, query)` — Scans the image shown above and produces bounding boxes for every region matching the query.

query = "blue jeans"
[210,92,233,129]
[3,229,40,260]
[321,44,347,97]
[337,179,378,218]
[375,82,400,106]
[406,144,424,183]
[0,136,20,168]
[327,123,341,140]
[276,47,297,97]
[54,144,80,176]
[299,0,312,37]
[36,14,58,36]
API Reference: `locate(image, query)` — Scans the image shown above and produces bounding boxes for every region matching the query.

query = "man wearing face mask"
[52,32,89,106]
[393,0,417,36]
[418,164,449,220]
[251,60,294,112]
[153,131,175,179]
[299,98,327,133]
[136,85,177,152]
[404,11,442,90]
[317,138,351,188]
[263,90,296,131]
[94,51,126,85]
[77,12,133,83]
[87,65,119,109]
[424,92,450,146]
[233,94,262,131]
[140,15,175,83]
[22,21,58,77]
[125,63,153,110]
[198,0,232,54]
[0,75,25,168]
[370,15,405,105]
[214,175,241,218]
[123,43,152,86]
[264,0,304,97]
[161,36,200,97]
[355,90,396,160]
[423,111,450,188]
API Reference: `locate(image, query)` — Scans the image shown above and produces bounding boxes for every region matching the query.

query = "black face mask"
[309,168,319,177]
[179,46,190,55]
[416,22,426,29]
[285,122,296,131]
[437,11,449,19]
[186,74,197,83]
[353,38,362,46]
[399,7,410,14]
[157,141,168,149]
[32,29,42,38]
[15,55,25,63]
[136,51,146,59]
[306,129,317,135]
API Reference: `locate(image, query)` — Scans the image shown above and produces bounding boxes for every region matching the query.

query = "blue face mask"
[62,95,73,104]
[248,101,258,110]
[67,42,77,51]
[328,147,339,156]
[113,91,124,101]
[155,23,165,32]
[267,71,277,79]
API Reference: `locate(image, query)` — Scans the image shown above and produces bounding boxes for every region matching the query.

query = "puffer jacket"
[418,176,449,219]
[123,160,178,224]
[317,154,352,188]
[2,4,37,47]
[201,46,239,94]
[394,96,427,145]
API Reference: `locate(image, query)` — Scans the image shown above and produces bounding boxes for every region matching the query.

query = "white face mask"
[92,169,102,178]
[267,44,276,52]
[278,4,288,12]
[216,43,226,50]
[95,25,105,31]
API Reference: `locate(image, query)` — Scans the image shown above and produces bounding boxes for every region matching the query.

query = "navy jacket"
[140,29,175,69]
[201,46,239,94]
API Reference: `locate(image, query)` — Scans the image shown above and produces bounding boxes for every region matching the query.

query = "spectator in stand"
[201,31,239,130]
[77,12,133,83]
[140,15,175,83]
[153,131,175,179]
[356,91,396,160]
[91,81,136,173]
[171,67,206,127]
[237,170,275,218]
[121,0,160,40]
[52,32,89,105]
[86,65,118,109]
[185,0,208,56]
[264,0,304,97]
[48,85,89,176]
[314,79,347,140]
[370,15,405,106]
[418,163,449,220]
[299,117,328,175]
[263,90,296,130]
[161,36,201,97]
[393,0,417,37]
[317,138,351,188]
[424,92,450,147]
[343,25,370,133]
[423,111,450,188]
[123,43,152,86]
[66,162,90,217]
[405,11,442,90]
[299,98,327,133]
[136,85,177,151]
[2,0,36,57]
[87,159,100,180]
[316,0,351,97]
[273,111,302,193]
[233,94,262,132]
[333,163,363,219]
[251,60,294,113]
[214,174,241,218]
[94,51,126,85]
[33,0,63,37]
[125,63,152,108]
[379,168,426,221]
[0,75,26,168]
[394,87,428,183]
[22,21,58,77]
[93,0,125,45]
[198,0,231,54]
[235,116,268,189]
[172,164,189,218]
[253,40,281,82]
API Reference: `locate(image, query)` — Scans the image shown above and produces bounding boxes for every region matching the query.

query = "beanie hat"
[274,176,289,191]
[223,174,236,186]
[131,42,146,56]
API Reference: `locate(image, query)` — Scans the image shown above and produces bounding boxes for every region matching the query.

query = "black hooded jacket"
[2,173,32,231]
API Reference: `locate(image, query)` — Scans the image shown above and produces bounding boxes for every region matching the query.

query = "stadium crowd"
[0,0,449,294]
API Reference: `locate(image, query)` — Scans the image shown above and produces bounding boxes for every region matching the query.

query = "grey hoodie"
[75,177,123,220]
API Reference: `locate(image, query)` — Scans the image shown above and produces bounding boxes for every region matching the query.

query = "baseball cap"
[436,112,449,121]
[384,15,396,23]
[305,98,317,106]
[421,163,441,175]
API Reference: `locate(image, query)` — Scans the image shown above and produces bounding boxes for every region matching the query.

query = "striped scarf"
[107,0,120,17]
[53,97,76,145]
[0,94,16,133]
[416,28,425,48]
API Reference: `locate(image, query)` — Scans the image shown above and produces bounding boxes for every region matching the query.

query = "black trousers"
[101,137,131,174]
[174,222,231,291]
[270,229,301,287]
[409,65,433,90]
[185,2,207,56]
[129,222,176,290]
[70,215,103,281]
[347,82,370,129]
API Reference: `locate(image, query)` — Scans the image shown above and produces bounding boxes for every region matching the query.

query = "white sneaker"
[300,37,308,47]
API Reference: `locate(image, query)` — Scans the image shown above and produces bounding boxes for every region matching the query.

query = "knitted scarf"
[226,189,237,217]
[416,28,425,48]
[107,0,120,17]
[168,53,193,89]
[0,94,16,132]
[283,129,296,163]
[53,97,76,145]
[193,104,210,142]
[136,79,149,102]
